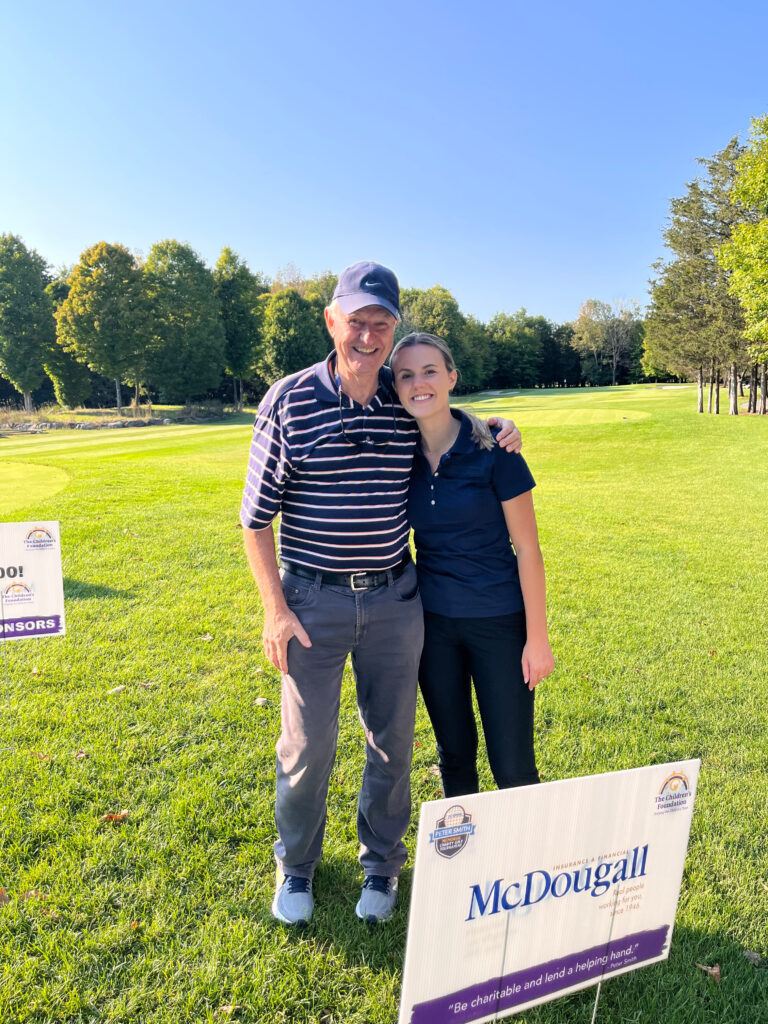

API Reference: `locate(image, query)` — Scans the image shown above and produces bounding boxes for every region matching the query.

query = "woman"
[390,332,554,797]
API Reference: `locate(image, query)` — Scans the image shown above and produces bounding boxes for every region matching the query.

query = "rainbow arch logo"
[654,770,692,814]
[24,527,55,550]
[2,582,33,604]
[660,772,690,796]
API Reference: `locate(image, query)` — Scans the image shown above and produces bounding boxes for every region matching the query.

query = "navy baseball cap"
[332,261,400,318]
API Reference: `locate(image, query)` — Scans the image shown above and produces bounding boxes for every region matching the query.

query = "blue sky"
[2,0,767,324]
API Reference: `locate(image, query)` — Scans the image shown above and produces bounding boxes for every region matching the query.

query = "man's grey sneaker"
[355,875,398,923]
[272,871,313,925]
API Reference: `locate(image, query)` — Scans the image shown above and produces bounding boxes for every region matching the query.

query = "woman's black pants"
[418,610,539,797]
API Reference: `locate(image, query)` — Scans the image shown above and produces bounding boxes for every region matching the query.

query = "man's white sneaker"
[272,870,313,924]
[355,875,398,923]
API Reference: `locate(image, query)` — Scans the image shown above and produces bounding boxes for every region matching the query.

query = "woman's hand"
[522,638,554,690]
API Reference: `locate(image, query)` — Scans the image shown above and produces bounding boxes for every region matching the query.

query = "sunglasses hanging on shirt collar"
[335,372,399,450]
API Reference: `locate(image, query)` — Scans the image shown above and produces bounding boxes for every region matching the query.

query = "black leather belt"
[281,550,411,591]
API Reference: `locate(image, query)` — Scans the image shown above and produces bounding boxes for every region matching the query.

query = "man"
[241,262,519,925]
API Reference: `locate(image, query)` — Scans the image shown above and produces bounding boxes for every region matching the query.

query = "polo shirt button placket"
[431,465,441,505]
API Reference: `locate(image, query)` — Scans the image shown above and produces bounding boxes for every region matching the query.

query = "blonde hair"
[391,332,494,451]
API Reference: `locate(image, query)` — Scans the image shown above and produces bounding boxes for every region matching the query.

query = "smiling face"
[391,342,458,421]
[324,302,397,396]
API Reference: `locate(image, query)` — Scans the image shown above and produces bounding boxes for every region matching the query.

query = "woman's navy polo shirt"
[408,409,535,618]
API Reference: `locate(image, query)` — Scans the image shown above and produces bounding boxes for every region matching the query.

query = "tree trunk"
[697,365,704,413]
[729,362,738,415]
[750,361,758,413]
[708,356,715,414]
[134,381,140,418]
[23,391,33,414]
[761,363,767,415]
[715,366,720,414]
[114,379,123,416]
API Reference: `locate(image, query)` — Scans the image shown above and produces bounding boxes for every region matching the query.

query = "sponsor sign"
[0,522,65,642]
[399,760,699,1024]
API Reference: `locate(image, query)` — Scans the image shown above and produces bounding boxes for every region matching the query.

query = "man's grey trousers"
[274,562,424,879]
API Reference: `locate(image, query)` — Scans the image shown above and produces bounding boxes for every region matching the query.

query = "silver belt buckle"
[350,572,369,591]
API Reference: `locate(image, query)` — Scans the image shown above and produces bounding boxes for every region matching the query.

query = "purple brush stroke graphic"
[409,925,669,1024]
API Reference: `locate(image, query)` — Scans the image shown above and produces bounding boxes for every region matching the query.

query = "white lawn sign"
[400,760,699,1024]
[0,522,65,642]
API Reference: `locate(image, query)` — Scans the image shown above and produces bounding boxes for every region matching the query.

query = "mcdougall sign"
[466,844,649,919]
[399,761,699,1024]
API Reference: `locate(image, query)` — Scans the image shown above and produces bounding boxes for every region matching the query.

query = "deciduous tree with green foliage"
[144,241,226,404]
[717,116,768,415]
[540,322,582,387]
[255,288,327,384]
[488,310,545,389]
[213,247,268,410]
[56,242,151,415]
[0,234,54,412]
[398,286,492,393]
[572,300,641,387]
[302,270,338,310]
[43,275,92,408]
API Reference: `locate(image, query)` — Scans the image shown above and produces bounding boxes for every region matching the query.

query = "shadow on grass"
[64,577,134,600]
[265,853,412,972]
[271,861,768,1024]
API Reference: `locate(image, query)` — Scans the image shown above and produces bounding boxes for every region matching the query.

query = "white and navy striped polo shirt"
[240,355,419,572]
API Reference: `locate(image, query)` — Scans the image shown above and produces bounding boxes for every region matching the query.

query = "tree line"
[5,115,768,417]
[0,238,650,415]
[644,115,768,414]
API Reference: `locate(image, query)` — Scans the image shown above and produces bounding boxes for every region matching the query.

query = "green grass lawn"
[1,384,766,1023]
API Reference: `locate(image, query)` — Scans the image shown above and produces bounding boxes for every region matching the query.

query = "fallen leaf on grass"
[130,920,143,930]
[107,685,126,695]
[696,963,721,982]
[0,889,9,905]
[101,809,129,824]
[30,751,51,761]
[743,950,762,967]
[200,633,213,641]
[255,697,268,707]
[218,1006,241,1018]
[32,666,40,676]
[428,765,441,776]
[41,908,61,920]
[19,890,48,901]
[413,741,422,748]
[74,749,90,760]
[138,681,157,689]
